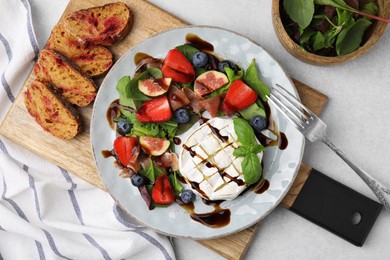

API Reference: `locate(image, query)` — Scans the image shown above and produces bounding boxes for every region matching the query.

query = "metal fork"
[268,84,390,210]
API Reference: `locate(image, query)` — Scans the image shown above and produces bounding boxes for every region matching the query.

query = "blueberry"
[180,189,196,204]
[249,116,267,132]
[192,52,209,68]
[173,108,191,124]
[131,174,145,187]
[218,60,238,73]
[117,120,131,135]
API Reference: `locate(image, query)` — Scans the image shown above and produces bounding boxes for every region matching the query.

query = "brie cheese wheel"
[179,117,263,201]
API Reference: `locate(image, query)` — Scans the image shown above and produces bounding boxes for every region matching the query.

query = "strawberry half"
[113,136,139,167]
[162,49,195,83]
[136,95,172,123]
[223,80,258,115]
[152,174,175,205]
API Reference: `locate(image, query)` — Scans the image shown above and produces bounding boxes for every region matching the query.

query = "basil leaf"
[336,18,372,55]
[250,144,266,154]
[313,31,326,51]
[283,0,314,29]
[169,171,184,196]
[233,118,257,147]
[175,44,199,61]
[233,146,250,157]
[242,153,262,185]
[243,59,270,101]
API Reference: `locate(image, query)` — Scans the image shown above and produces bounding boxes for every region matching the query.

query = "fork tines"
[267,84,315,129]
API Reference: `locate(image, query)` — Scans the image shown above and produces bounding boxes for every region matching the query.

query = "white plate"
[91,26,304,239]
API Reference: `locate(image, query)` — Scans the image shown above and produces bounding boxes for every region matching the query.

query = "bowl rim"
[272,0,389,65]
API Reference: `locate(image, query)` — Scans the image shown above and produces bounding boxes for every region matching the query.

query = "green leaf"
[336,8,354,27]
[312,31,326,51]
[283,0,315,29]
[169,171,184,196]
[336,18,372,55]
[250,144,266,154]
[243,59,270,101]
[360,2,378,17]
[129,71,152,101]
[147,68,163,79]
[314,0,352,10]
[131,121,160,137]
[242,153,262,185]
[158,120,178,140]
[233,118,257,147]
[238,102,266,120]
[116,76,140,109]
[142,158,164,183]
[300,27,317,45]
[175,44,199,61]
[233,146,250,157]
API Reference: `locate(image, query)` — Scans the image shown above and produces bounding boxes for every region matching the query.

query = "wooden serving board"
[0,0,328,259]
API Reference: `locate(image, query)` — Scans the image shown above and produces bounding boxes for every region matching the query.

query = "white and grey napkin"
[0,0,175,259]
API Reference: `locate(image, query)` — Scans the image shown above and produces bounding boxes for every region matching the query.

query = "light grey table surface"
[30,0,390,259]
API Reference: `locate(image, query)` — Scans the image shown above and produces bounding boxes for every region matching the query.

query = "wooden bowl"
[272,0,389,65]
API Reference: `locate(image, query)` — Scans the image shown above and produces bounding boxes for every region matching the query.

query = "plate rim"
[90,25,305,239]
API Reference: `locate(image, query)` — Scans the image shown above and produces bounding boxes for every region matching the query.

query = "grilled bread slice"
[63,2,132,46]
[24,80,82,139]
[47,24,113,77]
[33,49,97,107]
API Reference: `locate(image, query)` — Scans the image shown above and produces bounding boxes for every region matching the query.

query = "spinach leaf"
[175,44,199,61]
[142,158,164,183]
[238,102,266,120]
[147,68,163,79]
[336,18,372,55]
[283,0,314,29]
[243,59,270,101]
[312,31,326,51]
[360,2,378,17]
[242,153,262,185]
[128,71,152,101]
[169,171,184,195]
[233,118,257,147]
[314,0,352,10]
[116,76,140,110]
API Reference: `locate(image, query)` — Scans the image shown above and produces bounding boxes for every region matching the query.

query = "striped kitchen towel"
[0,0,175,259]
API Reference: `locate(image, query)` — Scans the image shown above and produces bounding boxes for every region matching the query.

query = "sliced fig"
[139,78,172,97]
[139,136,170,156]
[194,70,228,96]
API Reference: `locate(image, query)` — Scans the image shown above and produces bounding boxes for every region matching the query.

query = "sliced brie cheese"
[179,117,263,201]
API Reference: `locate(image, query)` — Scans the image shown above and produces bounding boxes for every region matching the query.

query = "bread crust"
[47,24,113,77]
[24,80,82,139]
[33,49,97,107]
[63,2,132,46]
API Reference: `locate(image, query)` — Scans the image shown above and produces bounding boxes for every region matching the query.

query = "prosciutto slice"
[168,85,190,111]
[182,87,204,114]
[198,95,221,118]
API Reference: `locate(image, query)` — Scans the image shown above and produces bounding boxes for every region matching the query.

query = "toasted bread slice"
[33,49,97,107]
[63,2,132,46]
[24,80,82,139]
[47,24,113,77]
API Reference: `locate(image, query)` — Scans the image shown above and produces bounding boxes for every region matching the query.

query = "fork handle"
[322,136,390,210]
